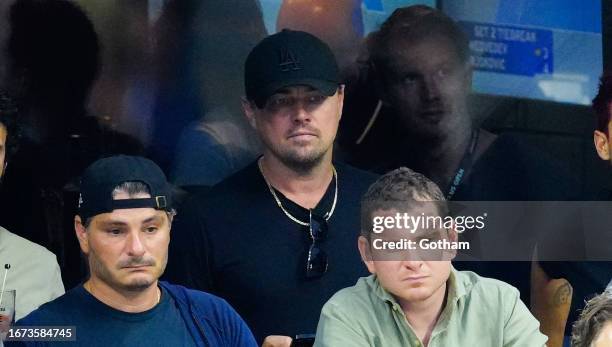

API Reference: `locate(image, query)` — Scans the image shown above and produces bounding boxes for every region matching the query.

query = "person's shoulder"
[458,270,520,302]
[454,270,547,345]
[163,282,256,344]
[335,161,379,180]
[323,276,378,314]
[0,227,57,263]
[16,288,81,325]
[454,270,531,327]
[178,160,260,212]
[476,132,537,167]
[489,132,561,171]
[170,283,224,304]
[163,282,237,315]
[334,162,379,191]
[481,132,580,199]
[195,160,260,201]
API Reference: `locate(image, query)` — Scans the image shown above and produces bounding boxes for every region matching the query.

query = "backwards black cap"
[78,155,172,220]
[244,29,340,108]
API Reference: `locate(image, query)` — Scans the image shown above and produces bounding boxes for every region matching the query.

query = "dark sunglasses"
[305,210,328,279]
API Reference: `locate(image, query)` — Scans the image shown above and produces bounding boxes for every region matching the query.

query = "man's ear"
[242,97,258,130]
[358,235,376,274]
[336,84,345,120]
[442,227,458,261]
[167,211,175,233]
[594,130,610,161]
[74,215,90,255]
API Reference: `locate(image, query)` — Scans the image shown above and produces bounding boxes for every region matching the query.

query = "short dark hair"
[0,91,21,163]
[369,5,469,74]
[571,290,612,347]
[593,73,612,134]
[8,0,99,106]
[360,167,447,237]
[111,181,152,199]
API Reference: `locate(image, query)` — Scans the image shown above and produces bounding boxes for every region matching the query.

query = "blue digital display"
[495,0,601,33]
[363,0,384,12]
[461,21,554,77]
[444,0,602,105]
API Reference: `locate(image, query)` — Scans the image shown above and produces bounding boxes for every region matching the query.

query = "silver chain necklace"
[258,158,338,226]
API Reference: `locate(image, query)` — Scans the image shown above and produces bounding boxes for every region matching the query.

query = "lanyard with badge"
[446,130,479,200]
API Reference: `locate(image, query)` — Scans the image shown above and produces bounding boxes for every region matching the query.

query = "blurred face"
[379,35,471,140]
[594,109,612,164]
[593,322,612,347]
[359,207,452,304]
[0,124,6,177]
[244,85,344,170]
[76,192,171,293]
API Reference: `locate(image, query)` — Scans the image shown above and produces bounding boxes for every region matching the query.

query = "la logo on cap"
[279,48,302,72]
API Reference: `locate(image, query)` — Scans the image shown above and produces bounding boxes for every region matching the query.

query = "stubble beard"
[88,252,156,293]
[274,143,329,175]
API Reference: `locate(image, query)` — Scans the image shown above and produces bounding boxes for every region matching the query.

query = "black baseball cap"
[244,29,340,108]
[78,155,172,221]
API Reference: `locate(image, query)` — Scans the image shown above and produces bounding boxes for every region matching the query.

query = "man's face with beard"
[75,191,171,293]
[245,85,344,172]
[378,35,472,142]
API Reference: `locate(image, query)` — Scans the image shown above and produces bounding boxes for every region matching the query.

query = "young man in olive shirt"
[315,168,547,346]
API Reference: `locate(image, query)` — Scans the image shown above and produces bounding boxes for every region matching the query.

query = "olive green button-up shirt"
[315,269,547,347]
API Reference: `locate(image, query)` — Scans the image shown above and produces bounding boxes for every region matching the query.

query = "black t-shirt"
[10,285,196,347]
[453,134,579,201]
[449,134,579,306]
[165,160,377,343]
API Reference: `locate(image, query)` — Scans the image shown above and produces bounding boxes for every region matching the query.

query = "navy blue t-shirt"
[9,285,196,346]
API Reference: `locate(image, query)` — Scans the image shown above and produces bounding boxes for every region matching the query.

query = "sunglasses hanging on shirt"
[304,210,328,279]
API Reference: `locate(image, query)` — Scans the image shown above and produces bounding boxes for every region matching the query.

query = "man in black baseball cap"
[10,155,257,347]
[167,30,377,346]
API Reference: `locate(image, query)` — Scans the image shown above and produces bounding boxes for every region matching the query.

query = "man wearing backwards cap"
[8,155,256,347]
[166,30,377,346]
